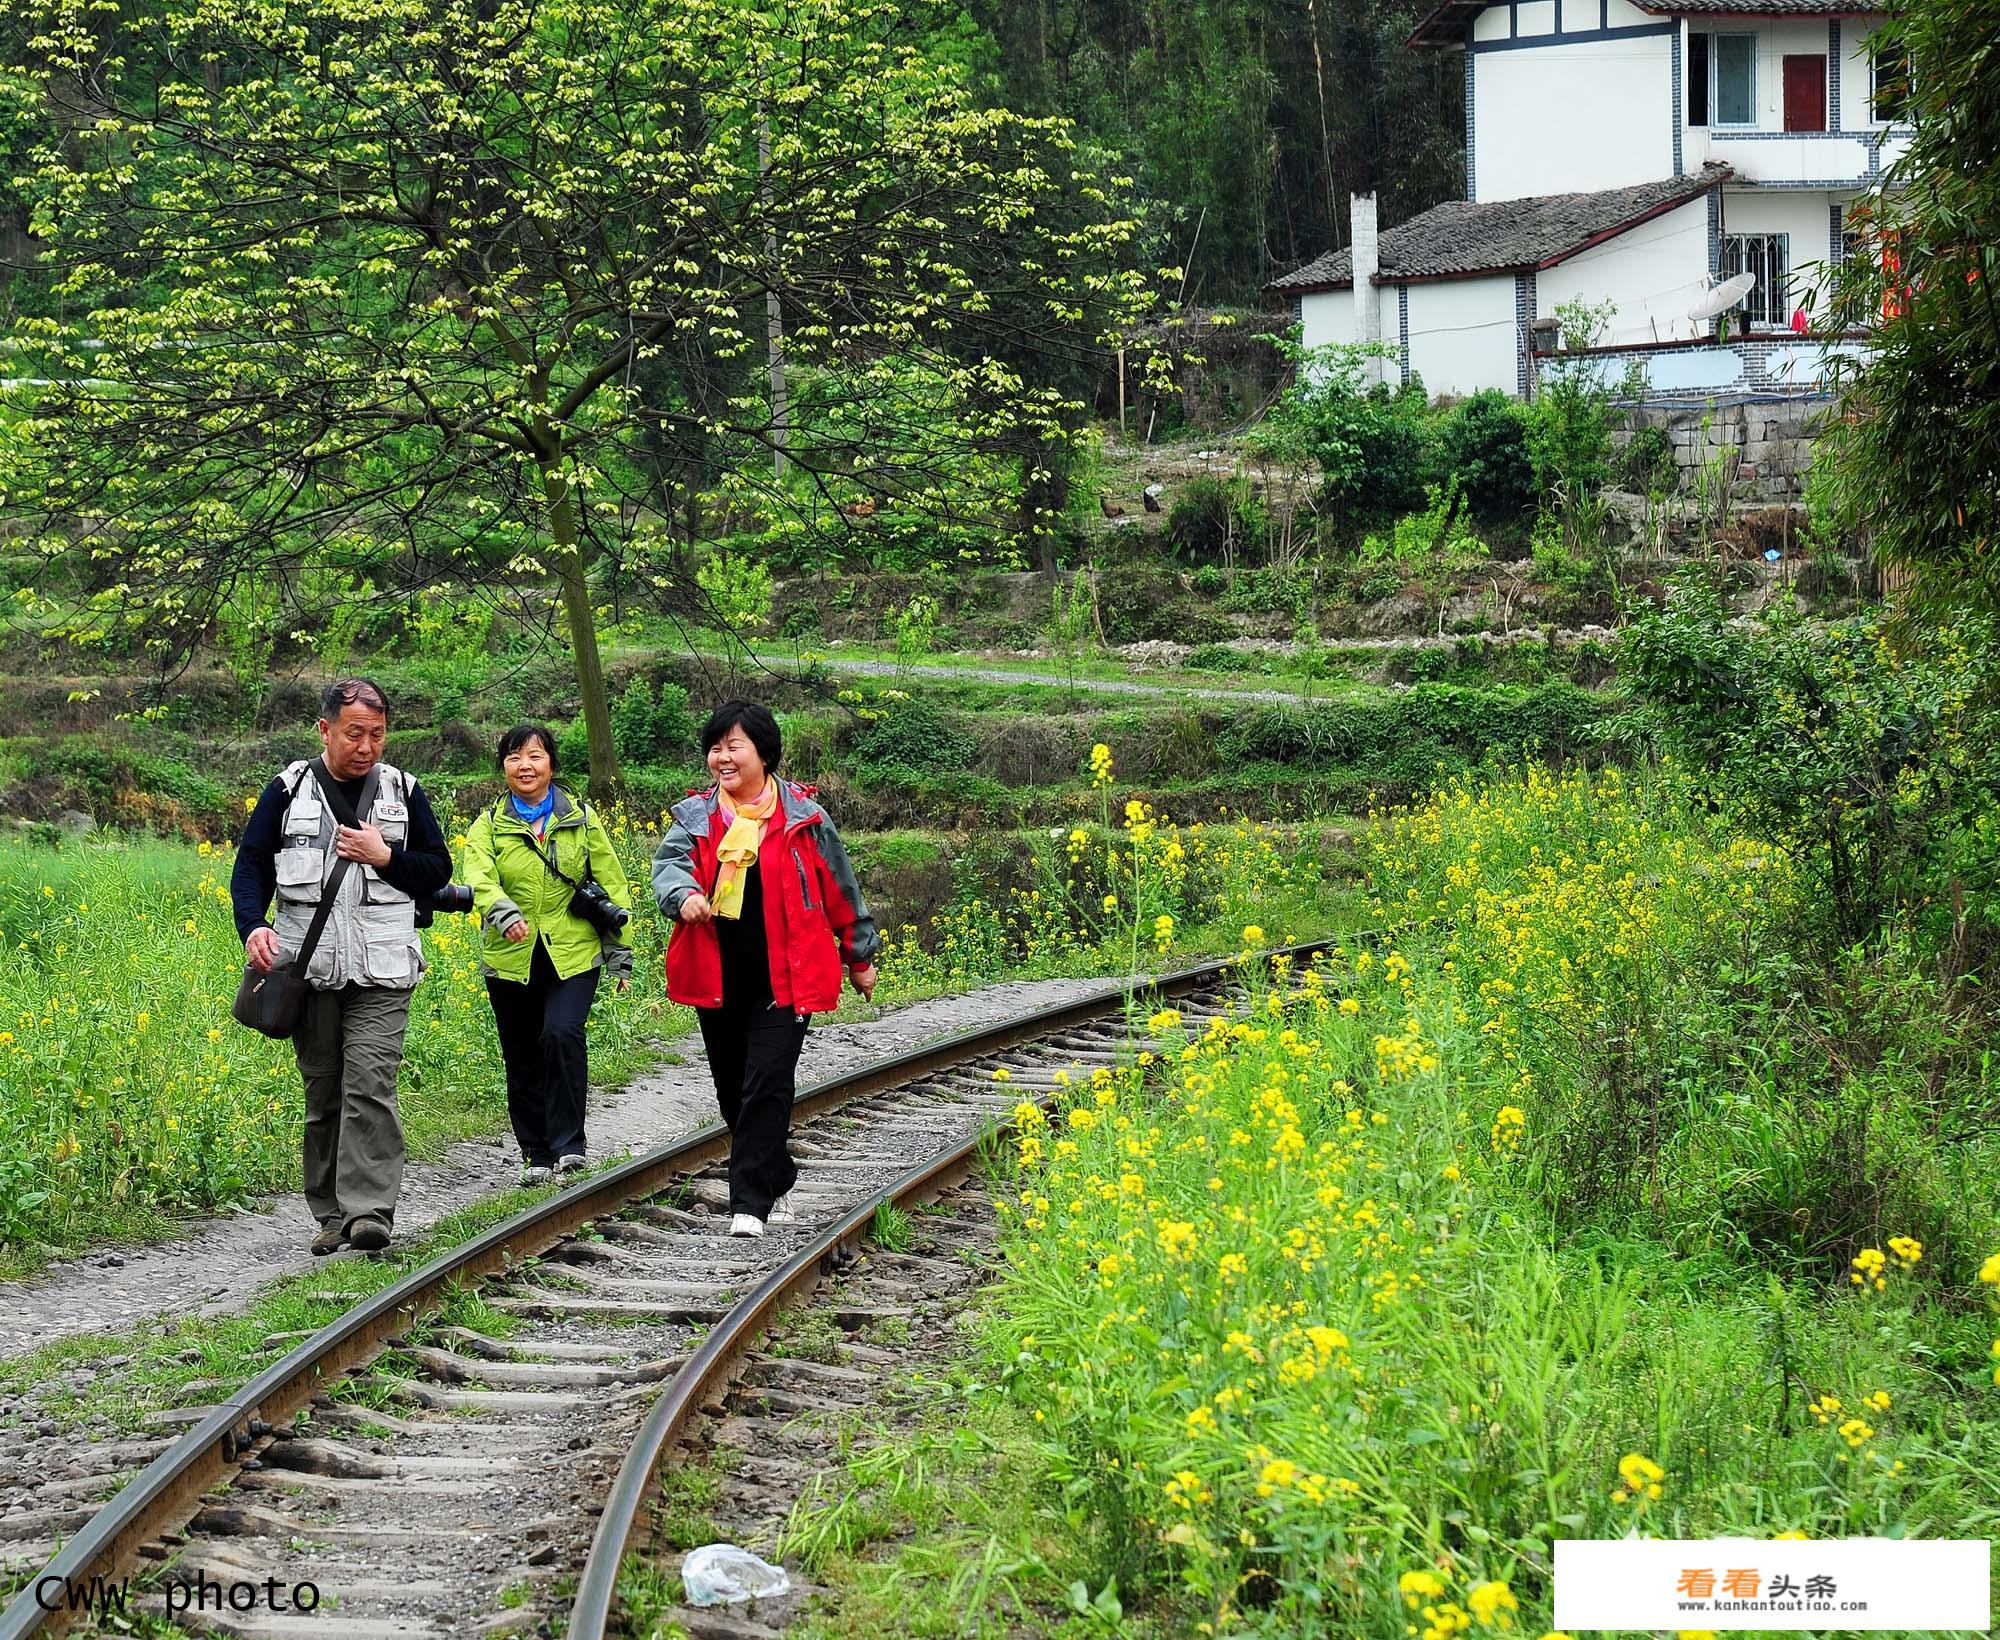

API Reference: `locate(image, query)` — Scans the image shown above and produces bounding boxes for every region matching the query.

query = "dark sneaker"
[520,1164,553,1187]
[554,1153,587,1180]
[348,1215,391,1252]
[310,1220,348,1257]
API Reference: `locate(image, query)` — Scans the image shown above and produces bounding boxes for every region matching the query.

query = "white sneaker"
[768,1192,796,1225]
[729,1213,766,1238]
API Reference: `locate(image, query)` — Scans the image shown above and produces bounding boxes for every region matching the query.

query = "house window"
[1688,32,1710,126]
[1713,34,1756,126]
[1723,233,1790,328]
[1871,37,1912,121]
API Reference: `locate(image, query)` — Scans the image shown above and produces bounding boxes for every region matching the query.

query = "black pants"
[697,1005,810,1218]
[485,942,601,1167]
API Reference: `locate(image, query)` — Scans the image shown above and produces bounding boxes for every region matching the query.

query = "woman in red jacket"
[651,701,879,1237]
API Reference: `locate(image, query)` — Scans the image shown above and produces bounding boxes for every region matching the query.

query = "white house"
[1269,0,1911,398]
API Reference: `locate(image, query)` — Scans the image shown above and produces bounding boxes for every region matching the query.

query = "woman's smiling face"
[503,734,554,800]
[707,724,767,801]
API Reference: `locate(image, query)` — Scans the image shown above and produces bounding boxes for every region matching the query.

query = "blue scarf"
[509,788,556,830]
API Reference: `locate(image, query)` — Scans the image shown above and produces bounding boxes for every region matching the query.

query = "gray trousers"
[295,983,413,1229]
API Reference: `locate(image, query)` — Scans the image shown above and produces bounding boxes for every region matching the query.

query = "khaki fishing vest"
[271,759,427,990]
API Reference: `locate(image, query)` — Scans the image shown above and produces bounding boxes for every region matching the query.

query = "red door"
[1783,55,1827,131]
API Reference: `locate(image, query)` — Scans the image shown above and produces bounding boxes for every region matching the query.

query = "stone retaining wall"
[1611,398,1830,499]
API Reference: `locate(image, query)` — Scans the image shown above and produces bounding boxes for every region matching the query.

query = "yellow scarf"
[711,784,778,920]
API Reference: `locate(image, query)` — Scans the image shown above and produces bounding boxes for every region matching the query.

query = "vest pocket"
[362,866,412,905]
[275,847,324,903]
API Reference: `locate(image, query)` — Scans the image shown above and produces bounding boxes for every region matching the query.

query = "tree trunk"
[543,466,622,800]
[759,109,788,482]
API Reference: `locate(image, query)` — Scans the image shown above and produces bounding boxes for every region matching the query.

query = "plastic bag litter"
[681,1543,792,1606]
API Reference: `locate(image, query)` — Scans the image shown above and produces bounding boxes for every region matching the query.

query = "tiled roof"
[1628,0,1871,11]
[1408,0,1875,42]
[1265,166,1730,291]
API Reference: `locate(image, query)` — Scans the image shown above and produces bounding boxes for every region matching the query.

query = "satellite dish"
[1688,271,1758,322]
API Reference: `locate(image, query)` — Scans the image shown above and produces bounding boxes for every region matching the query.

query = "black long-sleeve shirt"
[230,766,453,942]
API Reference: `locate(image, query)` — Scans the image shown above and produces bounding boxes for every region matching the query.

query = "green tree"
[1823,0,2000,614]
[3,0,1155,794]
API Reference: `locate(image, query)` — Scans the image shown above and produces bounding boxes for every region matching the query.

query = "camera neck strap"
[499,794,594,895]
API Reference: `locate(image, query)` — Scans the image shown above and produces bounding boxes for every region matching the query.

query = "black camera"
[569,879,631,937]
[416,882,475,930]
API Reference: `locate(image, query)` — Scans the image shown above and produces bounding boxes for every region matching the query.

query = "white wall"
[1538,193,1713,346]
[1719,187,1845,321]
[1402,278,1521,397]
[1299,289,1356,353]
[1475,34,1676,200]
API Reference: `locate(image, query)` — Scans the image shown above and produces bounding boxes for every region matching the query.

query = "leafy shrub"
[1615,574,2000,943]
[842,696,974,777]
[610,677,697,765]
[1189,564,1227,597]
[1184,643,1257,672]
[1219,682,1605,781]
[1437,390,1536,520]
[1620,424,1677,495]
[1257,341,1432,522]
[1167,476,1231,562]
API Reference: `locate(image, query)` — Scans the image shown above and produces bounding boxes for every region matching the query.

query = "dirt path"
[0,977,1116,1360]
[772,651,1311,705]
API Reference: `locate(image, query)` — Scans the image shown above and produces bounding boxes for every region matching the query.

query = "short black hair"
[496,723,560,775]
[321,677,390,720]
[700,700,782,775]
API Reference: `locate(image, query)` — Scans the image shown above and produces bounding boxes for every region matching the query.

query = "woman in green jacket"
[463,725,634,1185]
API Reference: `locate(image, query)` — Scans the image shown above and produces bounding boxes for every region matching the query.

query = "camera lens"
[433,882,475,915]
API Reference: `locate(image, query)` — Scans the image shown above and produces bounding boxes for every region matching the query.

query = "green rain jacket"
[462,788,635,983]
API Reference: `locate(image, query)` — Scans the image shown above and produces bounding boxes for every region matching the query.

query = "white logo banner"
[1554,1538,1990,1631]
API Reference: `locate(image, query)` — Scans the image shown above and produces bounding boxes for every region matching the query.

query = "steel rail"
[565,941,1332,1640]
[0,943,1320,1640]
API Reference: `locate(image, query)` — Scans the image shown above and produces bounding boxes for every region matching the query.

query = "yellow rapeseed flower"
[1468,1580,1518,1628]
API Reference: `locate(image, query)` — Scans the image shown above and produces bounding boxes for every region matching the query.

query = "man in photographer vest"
[230,679,453,1254]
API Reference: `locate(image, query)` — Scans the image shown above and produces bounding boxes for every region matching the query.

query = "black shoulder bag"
[231,763,380,1039]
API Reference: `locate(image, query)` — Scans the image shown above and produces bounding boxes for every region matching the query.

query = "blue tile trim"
[1828,21,1842,132]
[1399,286,1411,383]
[1736,177,1879,188]
[1708,129,1863,141]
[1510,0,1517,36]
[1515,273,1532,396]
[1672,28,1684,174]
[1828,201,1843,266]
[1708,190,1722,280]
[1469,20,1675,50]
[1466,50,1477,200]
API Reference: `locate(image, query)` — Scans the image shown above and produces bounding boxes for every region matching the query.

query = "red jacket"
[650,780,879,1014]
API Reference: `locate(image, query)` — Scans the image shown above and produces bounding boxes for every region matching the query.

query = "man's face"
[319,703,388,780]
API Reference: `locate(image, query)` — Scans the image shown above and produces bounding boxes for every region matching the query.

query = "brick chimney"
[1351,192,1382,387]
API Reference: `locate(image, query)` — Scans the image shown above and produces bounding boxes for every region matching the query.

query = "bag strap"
[308,759,382,831]
[500,792,595,895]
[291,762,383,975]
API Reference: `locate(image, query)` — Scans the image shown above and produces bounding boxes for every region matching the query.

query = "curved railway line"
[0,947,1322,1640]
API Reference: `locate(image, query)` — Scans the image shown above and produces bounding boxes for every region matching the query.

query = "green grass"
[953,765,2000,1637]
[0,830,689,1273]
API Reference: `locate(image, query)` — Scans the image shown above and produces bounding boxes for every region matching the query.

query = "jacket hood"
[673,779,824,834]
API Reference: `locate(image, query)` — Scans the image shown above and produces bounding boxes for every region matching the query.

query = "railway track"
[0,949,1300,1640]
